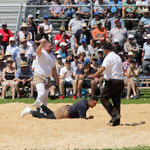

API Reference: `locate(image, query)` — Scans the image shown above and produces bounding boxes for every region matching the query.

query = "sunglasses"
[7,61,13,63]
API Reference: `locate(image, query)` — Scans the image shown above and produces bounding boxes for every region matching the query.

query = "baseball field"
[0,90,150,150]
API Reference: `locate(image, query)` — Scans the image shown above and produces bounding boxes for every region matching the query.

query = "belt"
[144,59,150,61]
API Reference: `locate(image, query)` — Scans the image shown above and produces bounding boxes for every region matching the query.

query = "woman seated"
[126,59,140,99]
[2,58,18,100]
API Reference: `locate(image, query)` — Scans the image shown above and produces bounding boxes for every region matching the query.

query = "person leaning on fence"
[126,59,140,100]
[21,95,98,120]
[77,59,97,98]
[1,58,18,100]
[15,61,33,98]
[59,58,77,99]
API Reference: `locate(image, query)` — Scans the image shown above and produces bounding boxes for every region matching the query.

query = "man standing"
[33,39,59,106]
[91,42,124,126]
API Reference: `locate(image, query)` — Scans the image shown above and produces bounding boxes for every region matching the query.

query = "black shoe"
[112,119,120,126]
[110,114,120,123]
[50,96,55,100]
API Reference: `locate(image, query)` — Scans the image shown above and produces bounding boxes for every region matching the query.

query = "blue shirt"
[140,17,150,32]
[143,42,150,59]
[16,67,33,80]
[109,1,122,14]
[79,1,91,13]
[58,49,66,58]
[68,100,89,118]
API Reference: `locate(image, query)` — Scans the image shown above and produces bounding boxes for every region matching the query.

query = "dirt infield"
[0,103,150,150]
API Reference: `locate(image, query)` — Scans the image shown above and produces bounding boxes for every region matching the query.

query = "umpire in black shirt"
[21,96,98,119]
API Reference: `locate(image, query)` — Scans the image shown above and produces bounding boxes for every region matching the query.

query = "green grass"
[1,89,150,104]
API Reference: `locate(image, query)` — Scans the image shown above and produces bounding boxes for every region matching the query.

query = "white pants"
[36,83,50,106]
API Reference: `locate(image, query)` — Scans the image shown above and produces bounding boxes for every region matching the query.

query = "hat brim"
[21,65,28,67]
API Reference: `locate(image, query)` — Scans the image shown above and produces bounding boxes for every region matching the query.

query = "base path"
[0,103,150,150]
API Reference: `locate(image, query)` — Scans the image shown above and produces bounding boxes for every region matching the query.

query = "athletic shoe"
[59,95,64,99]
[32,100,42,108]
[109,114,120,123]
[72,95,76,99]
[20,107,31,118]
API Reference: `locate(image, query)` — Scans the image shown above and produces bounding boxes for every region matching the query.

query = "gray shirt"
[109,27,127,46]
[50,3,64,14]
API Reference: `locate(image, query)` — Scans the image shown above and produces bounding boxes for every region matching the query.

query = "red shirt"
[0,29,13,44]
[54,33,70,51]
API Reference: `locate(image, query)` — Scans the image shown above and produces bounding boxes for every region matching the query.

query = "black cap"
[66,59,71,62]
[103,42,113,51]
[89,95,98,101]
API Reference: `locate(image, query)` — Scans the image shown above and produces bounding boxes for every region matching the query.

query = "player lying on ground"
[20,96,98,119]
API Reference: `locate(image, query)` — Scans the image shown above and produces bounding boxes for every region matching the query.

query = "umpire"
[91,42,124,126]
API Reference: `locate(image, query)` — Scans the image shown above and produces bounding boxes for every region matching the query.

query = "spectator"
[122,0,135,18]
[6,37,20,61]
[65,0,77,19]
[68,11,85,53]
[18,23,33,45]
[1,58,17,100]
[92,20,108,46]
[109,19,127,47]
[15,50,27,70]
[105,11,124,29]
[74,23,93,49]
[124,34,139,57]
[142,34,150,75]
[77,38,94,58]
[140,9,150,32]
[54,26,70,51]
[78,59,97,98]
[35,24,49,47]
[16,61,33,98]
[27,14,37,41]
[91,56,98,70]
[112,39,124,55]
[56,54,64,76]
[59,59,77,99]
[134,21,150,48]
[93,41,103,56]
[0,55,7,83]
[91,12,105,30]
[26,0,41,5]
[58,42,68,62]
[54,51,60,59]
[19,38,35,65]
[0,33,5,56]
[50,0,65,25]
[71,53,80,75]
[4,52,16,68]
[109,0,122,14]
[97,49,104,67]
[0,22,13,49]
[126,59,139,99]
[78,0,91,19]
[94,0,109,14]
[78,52,86,70]
[39,15,53,42]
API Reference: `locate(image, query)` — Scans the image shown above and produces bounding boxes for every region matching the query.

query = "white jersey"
[102,52,124,80]
[34,49,56,77]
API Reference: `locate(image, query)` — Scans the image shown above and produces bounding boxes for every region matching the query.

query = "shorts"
[83,79,91,88]
[64,81,72,87]
[51,81,56,87]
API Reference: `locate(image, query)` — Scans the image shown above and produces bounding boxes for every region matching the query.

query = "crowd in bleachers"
[0,0,150,100]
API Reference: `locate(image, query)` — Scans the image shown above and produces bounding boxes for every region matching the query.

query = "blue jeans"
[65,8,76,18]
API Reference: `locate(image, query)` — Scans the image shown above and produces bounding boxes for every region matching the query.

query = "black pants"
[100,79,124,122]
[31,105,56,119]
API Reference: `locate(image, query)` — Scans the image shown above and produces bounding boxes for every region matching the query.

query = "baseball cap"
[138,21,144,26]
[96,20,102,25]
[5,52,12,56]
[43,15,49,19]
[27,14,34,19]
[94,12,100,15]
[81,38,87,43]
[2,22,7,26]
[39,24,44,29]
[21,22,28,28]
[57,55,62,59]
[66,58,71,62]
[9,37,15,41]
[113,10,118,14]
[128,51,134,56]
[92,56,98,60]
[74,54,79,58]
[128,34,134,39]
[96,41,101,44]
[143,8,149,13]
[21,61,28,67]
[54,51,60,55]
[60,42,67,47]
[114,39,119,43]
[20,50,25,54]
[98,49,103,53]
[115,19,120,23]
[83,59,90,65]
[82,23,87,28]
[59,26,65,31]
[76,11,80,14]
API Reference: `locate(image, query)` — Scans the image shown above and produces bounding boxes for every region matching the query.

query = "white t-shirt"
[40,23,53,33]
[34,50,56,77]
[102,52,124,80]
[60,66,74,82]
[77,45,94,57]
